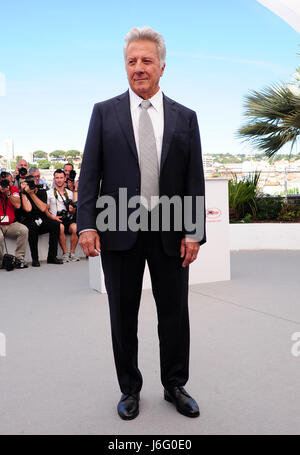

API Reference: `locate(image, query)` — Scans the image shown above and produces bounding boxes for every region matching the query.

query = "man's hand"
[180,237,200,267]
[54,216,63,223]
[26,187,35,195]
[20,182,29,193]
[79,231,101,257]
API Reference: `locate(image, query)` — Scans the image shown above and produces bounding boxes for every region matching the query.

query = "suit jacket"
[77,90,206,256]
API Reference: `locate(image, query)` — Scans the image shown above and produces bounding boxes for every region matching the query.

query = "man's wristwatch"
[7,193,11,198]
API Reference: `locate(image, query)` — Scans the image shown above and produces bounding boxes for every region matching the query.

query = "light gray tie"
[139,99,159,210]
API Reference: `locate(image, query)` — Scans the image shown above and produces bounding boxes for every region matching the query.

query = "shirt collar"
[129,87,163,112]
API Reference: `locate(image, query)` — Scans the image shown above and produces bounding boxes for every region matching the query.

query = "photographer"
[2,172,14,187]
[64,163,77,192]
[29,167,50,191]
[46,169,79,262]
[0,172,28,270]
[13,159,29,188]
[17,171,63,266]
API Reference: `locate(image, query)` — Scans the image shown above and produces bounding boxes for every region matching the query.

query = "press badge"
[1,216,9,223]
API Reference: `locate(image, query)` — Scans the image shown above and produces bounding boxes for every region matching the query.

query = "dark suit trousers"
[21,218,60,261]
[101,220,190,394]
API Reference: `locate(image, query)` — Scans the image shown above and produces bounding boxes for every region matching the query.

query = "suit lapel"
[160,94,178,172]
[114,91,178,171]
[114,90,139,162]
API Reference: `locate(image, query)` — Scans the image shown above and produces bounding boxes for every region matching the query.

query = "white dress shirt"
[129,87,164,172]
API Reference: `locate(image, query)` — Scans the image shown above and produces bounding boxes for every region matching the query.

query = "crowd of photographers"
[0,160,81,271]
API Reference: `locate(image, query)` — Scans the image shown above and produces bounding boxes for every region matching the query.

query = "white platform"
[89,178,231,292]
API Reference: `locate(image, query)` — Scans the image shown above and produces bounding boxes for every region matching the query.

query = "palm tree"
[237,69,300,159]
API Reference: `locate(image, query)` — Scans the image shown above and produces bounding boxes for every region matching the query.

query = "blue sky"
[0,0,299,160]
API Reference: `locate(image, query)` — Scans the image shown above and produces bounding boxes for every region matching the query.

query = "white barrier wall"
[230,223,300,250]
[89,178,231,293]
[5,234,84,261]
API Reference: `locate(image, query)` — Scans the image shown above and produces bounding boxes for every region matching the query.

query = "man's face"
[64,165,73,179]
[54,173,66,188]
[125,39,165,99]
[18,160,28,169]
[30,171,40,184]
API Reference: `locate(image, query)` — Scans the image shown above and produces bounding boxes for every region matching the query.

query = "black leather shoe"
[32,259,40,267]
[164,387,200,418]
[117,393,140,420]
[47,257,63,264]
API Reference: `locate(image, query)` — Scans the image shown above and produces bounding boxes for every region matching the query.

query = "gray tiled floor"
[0,251,300,435]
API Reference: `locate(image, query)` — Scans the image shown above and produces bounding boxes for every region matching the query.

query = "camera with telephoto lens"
[16,167,28,180]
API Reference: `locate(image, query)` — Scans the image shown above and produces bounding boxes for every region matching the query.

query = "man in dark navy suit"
[77,26,206,420]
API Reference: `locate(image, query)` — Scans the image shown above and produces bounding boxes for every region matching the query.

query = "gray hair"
[124,26,166,68]
[29,166,39,174]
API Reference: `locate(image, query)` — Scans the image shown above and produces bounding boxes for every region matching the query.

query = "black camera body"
[67,170,76,182]
[65,198,77,210]
[57,210,74,223]
[0,179,10,189]
[0,171,10,189]
[16,167,28,180]
[57,198,77,223]
[22,176,44,193]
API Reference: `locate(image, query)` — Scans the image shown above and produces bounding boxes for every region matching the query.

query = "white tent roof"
[257,0,300,33]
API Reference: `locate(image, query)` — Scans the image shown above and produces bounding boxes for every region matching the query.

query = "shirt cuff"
[79,229,97,235]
